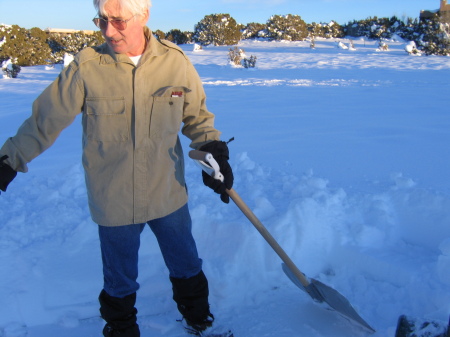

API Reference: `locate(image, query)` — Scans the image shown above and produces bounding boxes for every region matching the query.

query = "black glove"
[199,141,234,203]
[0,155,17,193]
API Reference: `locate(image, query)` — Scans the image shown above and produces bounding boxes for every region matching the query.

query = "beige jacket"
[0,28,220,226]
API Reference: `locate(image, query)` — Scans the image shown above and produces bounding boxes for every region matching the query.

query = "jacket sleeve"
[0,62,84,172]
[181,60,221,149]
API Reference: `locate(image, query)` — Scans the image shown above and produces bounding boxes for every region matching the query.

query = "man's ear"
[140,8,150,25]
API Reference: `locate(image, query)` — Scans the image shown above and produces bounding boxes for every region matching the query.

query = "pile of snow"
[337,41,348,50]
[405,41,422,55]
[193,43,203,52]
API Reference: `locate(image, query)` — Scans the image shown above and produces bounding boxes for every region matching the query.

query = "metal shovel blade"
[282,263,376,333]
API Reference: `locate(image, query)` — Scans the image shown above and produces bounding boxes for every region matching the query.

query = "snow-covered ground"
[1,37,450,337]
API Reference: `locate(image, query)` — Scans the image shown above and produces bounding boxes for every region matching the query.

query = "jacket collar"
[99,27,168,66]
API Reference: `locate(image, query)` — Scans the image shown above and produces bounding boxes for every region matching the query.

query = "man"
[0,0,234,336]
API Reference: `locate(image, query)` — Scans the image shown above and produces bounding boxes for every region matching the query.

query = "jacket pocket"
[150,86,190,139]
[84,97,129,142]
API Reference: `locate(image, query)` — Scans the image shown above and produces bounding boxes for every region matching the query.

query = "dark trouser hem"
[99,289,140,337]
[170,270,211,324]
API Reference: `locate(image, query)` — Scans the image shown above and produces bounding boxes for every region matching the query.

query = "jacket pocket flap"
[152,86,191,97]
[85,97,126,115]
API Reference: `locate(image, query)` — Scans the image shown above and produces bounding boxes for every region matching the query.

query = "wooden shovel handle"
[226,188,310,288]
[188,150,310,288]
[189,150,210,161]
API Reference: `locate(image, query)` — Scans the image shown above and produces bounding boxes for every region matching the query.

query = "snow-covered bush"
[242,55,257,68]
[228,46,257,68]
[194,14,242,46]
[308,21,344,39]
[266,14,308,41]
[193,44,203,52]
[343,16,450,56]
[241,22,266,39]
[377,41,389,51]
[48,31,104,64]
[228,46,245,66]
[2,58,21,78]
[345,16,407,40]
[405,41,422,55]
[0,25,51,66]
[415,19,450,56]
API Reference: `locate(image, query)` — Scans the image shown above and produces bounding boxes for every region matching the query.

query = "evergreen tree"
[0,25,51,66]
[308,22,323,39]
[165,29,192,45]
[242,22,267,39]
[266,14,308,41]
[48,31,104,64]
[194,14,242,46]
[310,21,344,38]
[321,22,336,38]
[417,18,450,56]
[153,29,165,40]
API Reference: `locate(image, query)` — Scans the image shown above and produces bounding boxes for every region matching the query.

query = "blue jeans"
[98,204,203,298]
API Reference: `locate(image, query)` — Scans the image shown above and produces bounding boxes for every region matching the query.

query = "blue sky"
[0,0,438,33]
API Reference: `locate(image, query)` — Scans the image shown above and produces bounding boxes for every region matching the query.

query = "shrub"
[242,22,266,39]
[48,31,104,64]
[228,46,244,66]
[2,58,21,78]
[416,19,450,56]
[0,25,51,66]
[243,55,257,68]
[308,21,345,39]
[153,29,166,40]
[228,46,257,68]
[194,14,242,46]
[405,41,422,55]
[378,41,389,51]
[165,29,193,44]
[266,14,308,41]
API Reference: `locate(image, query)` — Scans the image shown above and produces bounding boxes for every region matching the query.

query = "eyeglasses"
[92,14,137,31]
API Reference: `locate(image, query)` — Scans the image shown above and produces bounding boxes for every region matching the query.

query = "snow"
[63,53,74,68]
[1,37,450,337]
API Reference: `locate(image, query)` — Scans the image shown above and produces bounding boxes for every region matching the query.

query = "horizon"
[0,0,436,33]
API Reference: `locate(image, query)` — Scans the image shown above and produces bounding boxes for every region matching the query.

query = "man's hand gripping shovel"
[189,150,375,333]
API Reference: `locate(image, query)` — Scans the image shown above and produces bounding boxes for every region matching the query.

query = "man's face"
[101,0,149,56]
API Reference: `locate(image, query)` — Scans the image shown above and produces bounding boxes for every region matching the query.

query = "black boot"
[170,270,212,331]
[99,290,140,337]
[447,314,449,337]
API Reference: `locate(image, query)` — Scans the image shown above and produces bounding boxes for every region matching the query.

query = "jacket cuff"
[199,140,230,159]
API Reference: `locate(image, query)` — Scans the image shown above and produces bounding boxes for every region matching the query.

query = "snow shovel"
[189,150,375,333]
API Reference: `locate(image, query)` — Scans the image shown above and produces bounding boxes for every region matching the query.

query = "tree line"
[1,13,449,68]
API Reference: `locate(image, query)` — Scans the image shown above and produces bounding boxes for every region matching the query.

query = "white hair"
[93,0,152,16]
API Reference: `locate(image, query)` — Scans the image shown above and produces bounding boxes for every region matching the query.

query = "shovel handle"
[189,150,224,182]
[189,150,310,288]
[226,188,311,288]
[189,150,210,161]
